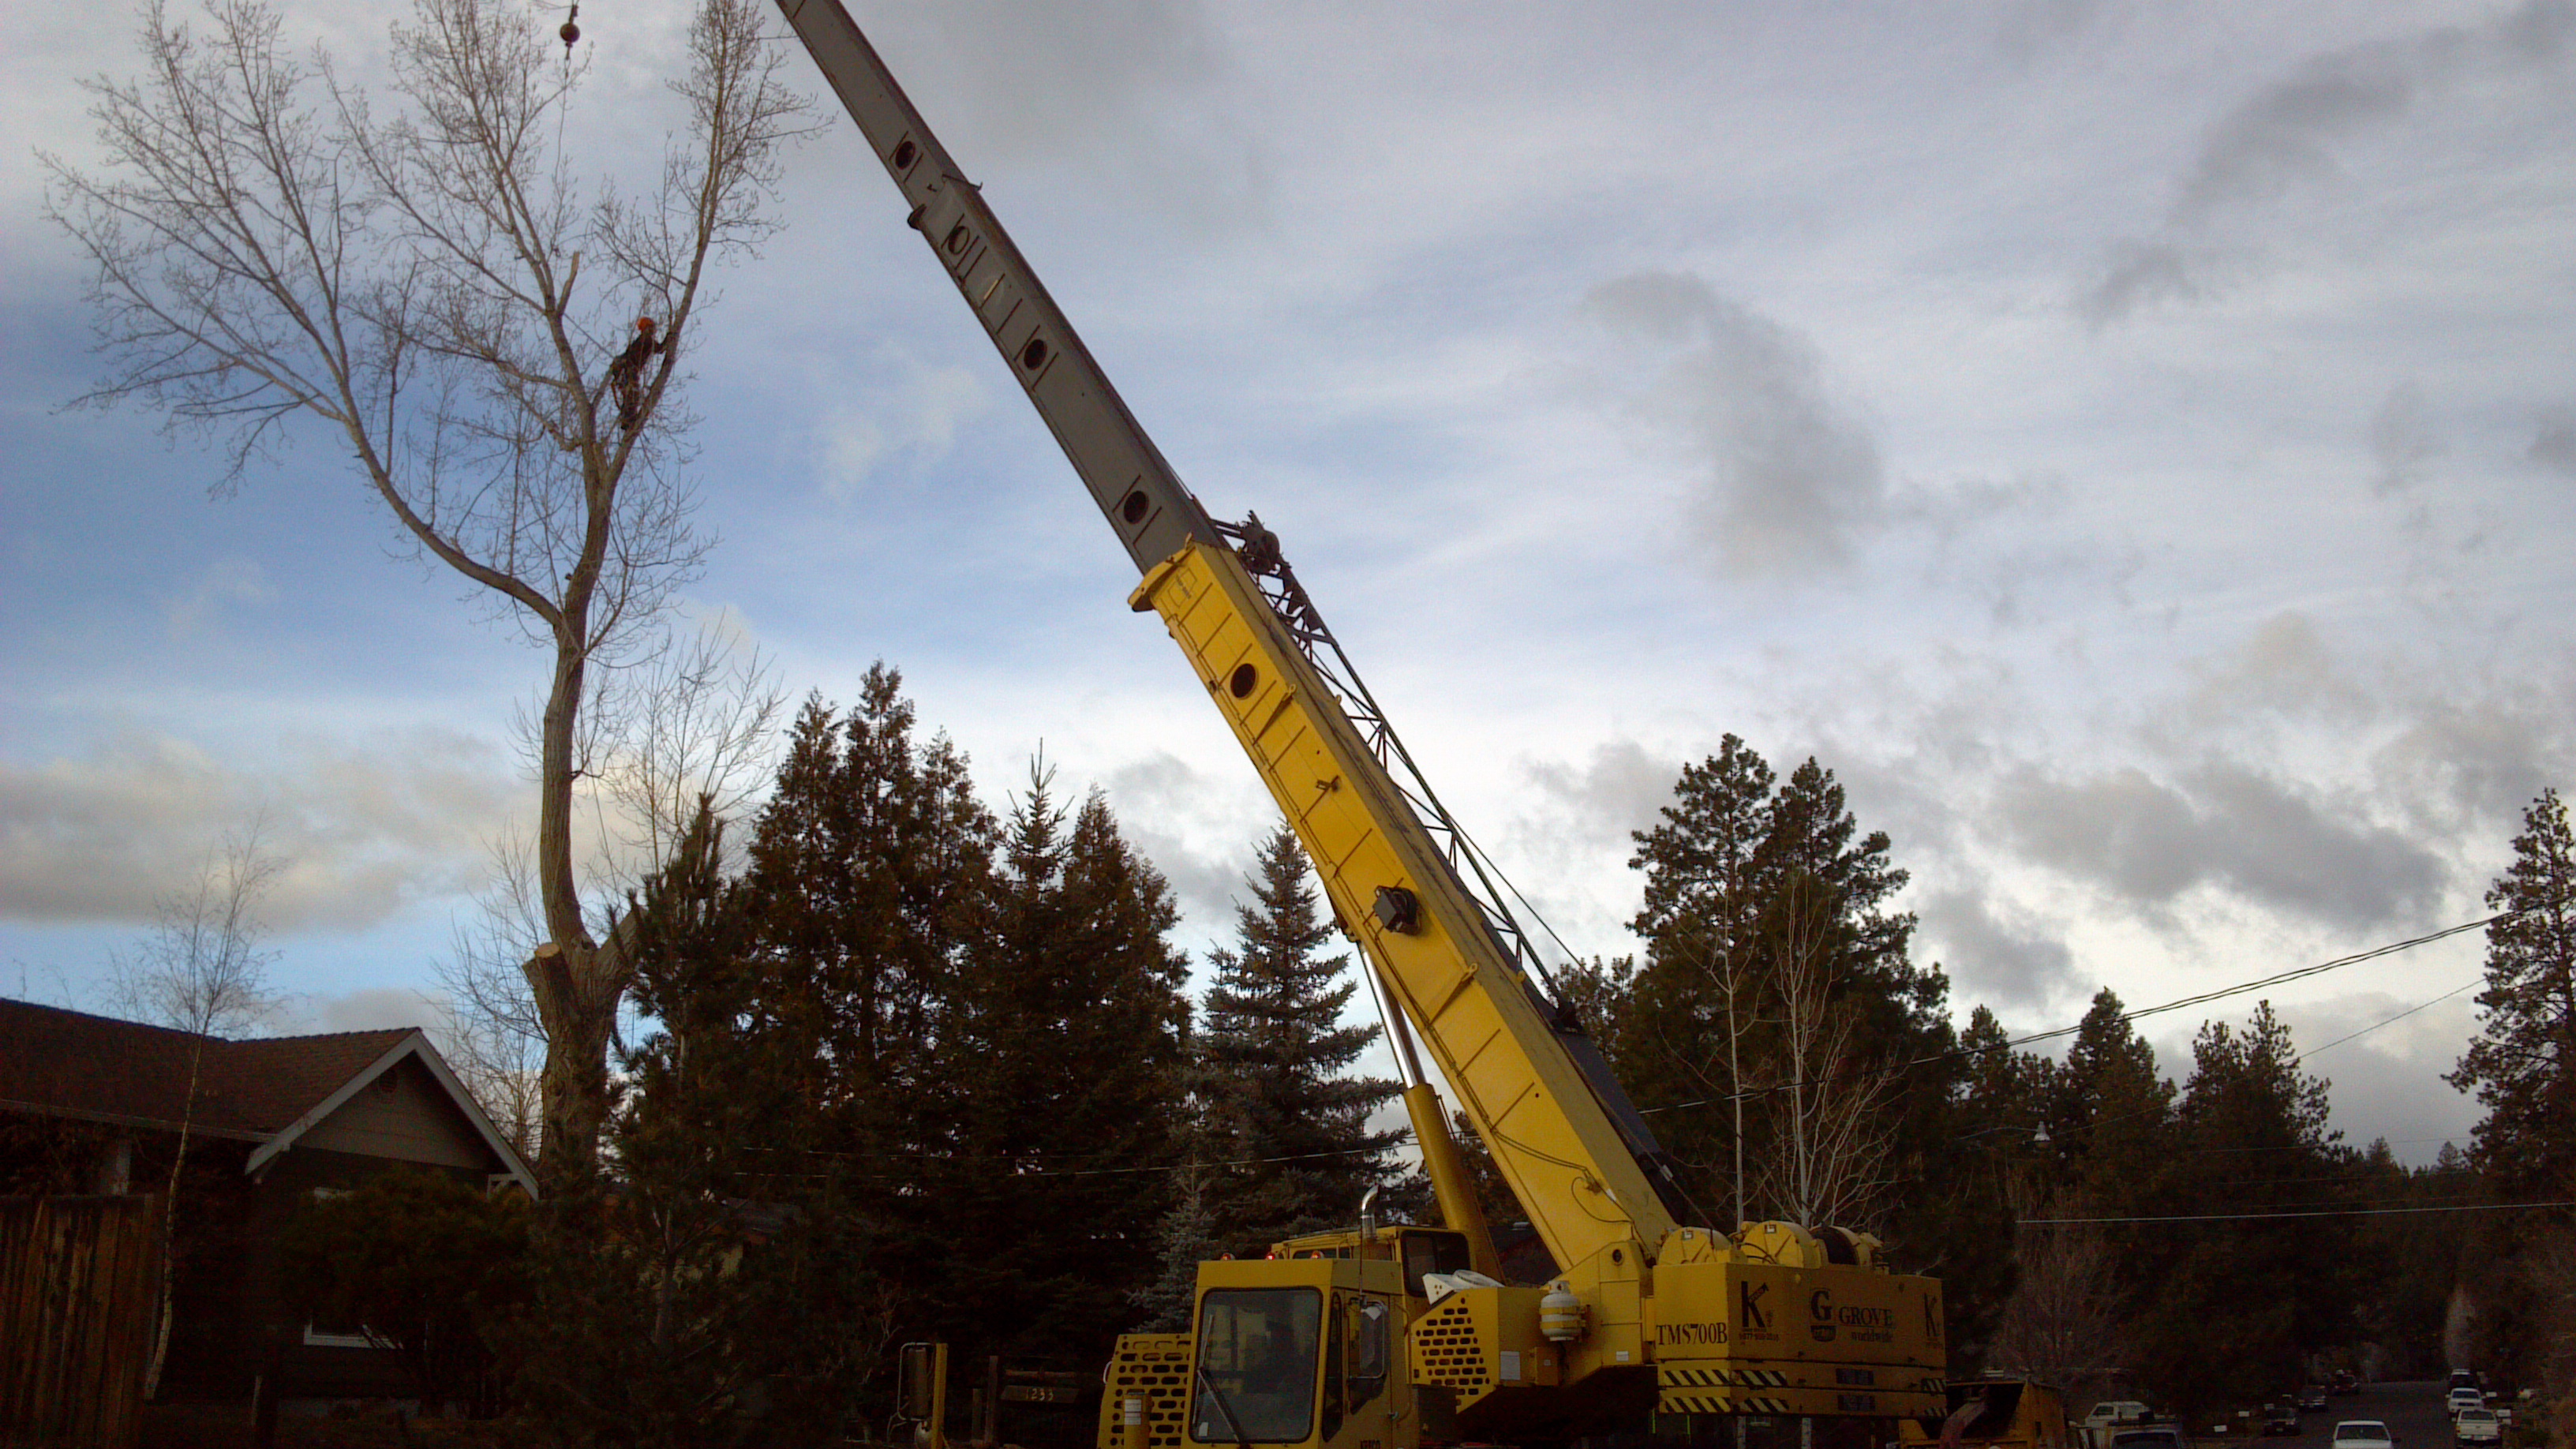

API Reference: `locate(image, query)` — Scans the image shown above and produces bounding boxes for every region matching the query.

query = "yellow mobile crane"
[771,4,1949,1447]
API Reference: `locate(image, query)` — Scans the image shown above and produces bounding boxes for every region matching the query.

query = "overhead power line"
[1998,914,2502,1052]
[2021,1200,2571,1226]
[2294,977,2482,1065]
[1638,911,2510,1117]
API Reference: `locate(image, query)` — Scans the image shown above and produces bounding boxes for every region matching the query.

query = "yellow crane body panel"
[1130,542,1673,1288]
[1647,1255,1945,1421]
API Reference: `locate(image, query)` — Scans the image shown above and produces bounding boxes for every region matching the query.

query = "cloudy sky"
[6,0,2572,1162]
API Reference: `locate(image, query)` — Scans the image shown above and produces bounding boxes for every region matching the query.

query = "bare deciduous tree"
[108,822,286,1041]
[48,0,816,1181]
[437,619,784,1151]
[582,620,787,878]
[1755,882,1902,1231]
[106,820,286,1398]
[1990,1196,2127,1390]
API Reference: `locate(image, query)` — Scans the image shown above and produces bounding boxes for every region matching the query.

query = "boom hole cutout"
[891,139,919,170]
[1020,338,1050,370]
[1228,663,1258,698]
[1121,489,1150,524]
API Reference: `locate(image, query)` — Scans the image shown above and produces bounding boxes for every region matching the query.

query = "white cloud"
[814,351,990,500]
[2371,380,2444,496]
[1919,888,2077,1006]
[2532,407,2576,477]
[163,558,275,638]
[0,730,513,930]
[1584,271,1885,579]
[276,984,448,1036]
[1995,761,2446,930]
[1103,750,1267,936]
[2080,0,2576,326]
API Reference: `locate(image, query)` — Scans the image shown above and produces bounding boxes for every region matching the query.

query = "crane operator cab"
[1105,1228,1467,1449]
[1183,1256,1410,1449]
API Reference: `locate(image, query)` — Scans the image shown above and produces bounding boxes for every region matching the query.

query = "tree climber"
[606,316,666,432]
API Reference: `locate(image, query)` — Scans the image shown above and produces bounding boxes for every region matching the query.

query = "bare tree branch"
[107,814,286,1038]
[50,0,818,1182]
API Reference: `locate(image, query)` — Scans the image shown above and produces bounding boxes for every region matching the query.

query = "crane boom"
[773,0,1219,575]
[775,3,1949,1438]
[771,0,1687,1272]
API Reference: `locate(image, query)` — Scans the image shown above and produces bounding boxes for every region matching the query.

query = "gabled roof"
[0,998,537,1196]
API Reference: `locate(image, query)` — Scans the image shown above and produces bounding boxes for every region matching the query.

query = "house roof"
[0,998,537,1196]
[0,998,410,1140]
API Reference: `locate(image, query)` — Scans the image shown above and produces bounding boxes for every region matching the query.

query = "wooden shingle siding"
[301,1060,485,1170]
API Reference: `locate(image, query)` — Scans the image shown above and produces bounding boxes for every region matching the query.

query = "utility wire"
[2020,1200,2573,1226]
[1636,911,2510,1118]
[2295,978,2481,1065]
[2001,915,2500,1050]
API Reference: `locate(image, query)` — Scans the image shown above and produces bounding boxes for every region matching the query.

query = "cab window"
[1347,1297,1390,1410]
[1193,1288,1322,1443]
[1399,1231,1470,1297]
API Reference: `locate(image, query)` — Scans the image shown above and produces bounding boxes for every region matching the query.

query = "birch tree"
[47,0,815,1181]
[106,821,286,1398]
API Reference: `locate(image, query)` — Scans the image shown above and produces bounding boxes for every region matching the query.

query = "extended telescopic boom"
[777,8,1952,1436]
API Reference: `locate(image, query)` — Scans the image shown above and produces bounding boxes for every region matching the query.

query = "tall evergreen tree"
[724,668,1198,1367]
[1197,825,1406,1255]
[942,772,1195,1357]
[734,665,997,1196]
[2131,1004,2353,1421]
[1617,736,1946,1232]
[2044,989,2176,1215]
[1605,738,2024,1366]
[2450,788,2576,1200]
[518,806,886,1446]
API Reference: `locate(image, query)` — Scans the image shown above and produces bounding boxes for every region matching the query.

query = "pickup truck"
[2454,1409,2501,1449]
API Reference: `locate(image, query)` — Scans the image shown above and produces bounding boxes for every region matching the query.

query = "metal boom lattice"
[1213,515,1573,1007]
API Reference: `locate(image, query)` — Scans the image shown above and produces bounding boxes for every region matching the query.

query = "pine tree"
[2131,1005,2353,1420]
[517,805,886,1446]
[1619,736,1945,1231]
[1133,1166,1226,1331]
[2046,989,2175,1214]
[942,771,1195,1357]
[2449,788,2576,1200]
[1198,825,1405,1255]
[725,666,999,1371]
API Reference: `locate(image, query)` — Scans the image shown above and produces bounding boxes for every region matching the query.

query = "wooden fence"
[0,1195,164,1449]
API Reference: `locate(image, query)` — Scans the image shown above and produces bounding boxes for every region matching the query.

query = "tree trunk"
[528,941,620,1185]
[526,634,623,1185]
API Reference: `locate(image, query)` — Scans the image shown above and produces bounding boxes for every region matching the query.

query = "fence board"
[0,1196,163,1449]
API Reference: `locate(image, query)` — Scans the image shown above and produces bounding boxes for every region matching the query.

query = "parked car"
[2088,1403,2154,1430]
[2333,1421,2396,1449]
[2263,1408,2302,1437]
[2454,1410,2501,1448]
[2449,1372,2484,1395]
[2448,1389,2488,1417]
[2332,1372,2362,1395]
[2301,1389,2332,1413]
[2110,1429,2187,1449]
